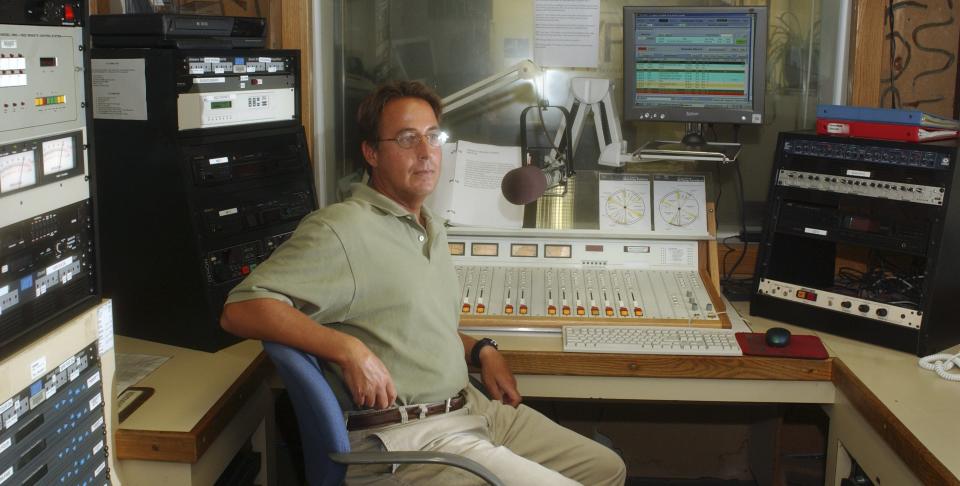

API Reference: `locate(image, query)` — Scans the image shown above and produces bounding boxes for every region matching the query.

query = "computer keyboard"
[562,325,743,356]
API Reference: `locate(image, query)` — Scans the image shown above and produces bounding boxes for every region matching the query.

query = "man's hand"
[221,300,396,409]
[478,346,522,407]
[339,337,397,409]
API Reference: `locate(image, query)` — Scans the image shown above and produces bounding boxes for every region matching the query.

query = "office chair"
[262,341,504,486]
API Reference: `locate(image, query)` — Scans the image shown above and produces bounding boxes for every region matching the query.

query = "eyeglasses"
[378,130,449,149]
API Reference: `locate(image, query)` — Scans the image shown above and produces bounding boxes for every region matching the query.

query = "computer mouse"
[765,327,792,348]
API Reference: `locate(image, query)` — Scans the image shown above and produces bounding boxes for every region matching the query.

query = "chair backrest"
[262,341,350,486]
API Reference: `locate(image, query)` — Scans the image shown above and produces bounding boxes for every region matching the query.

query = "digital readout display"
[544,244,572,258]
[448,242,465,256]
[471,243,499,257]
[511,244,538,257]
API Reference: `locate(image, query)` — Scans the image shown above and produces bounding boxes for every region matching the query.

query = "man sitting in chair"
[221,80,626,485]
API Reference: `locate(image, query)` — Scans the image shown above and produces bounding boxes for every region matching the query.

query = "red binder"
[735,333,829,359]
[817,118,958,142]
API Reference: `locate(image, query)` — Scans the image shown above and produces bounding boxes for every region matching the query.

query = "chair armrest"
[329,451,504,486]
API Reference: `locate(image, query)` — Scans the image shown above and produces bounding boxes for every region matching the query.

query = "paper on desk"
[426,142,459,221]
[115,353,170,394]
[426,141,523,228]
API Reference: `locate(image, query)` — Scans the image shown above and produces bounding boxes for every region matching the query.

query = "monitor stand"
[637,123,742,163]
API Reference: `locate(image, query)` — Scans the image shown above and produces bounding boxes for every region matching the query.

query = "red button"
[64,4,75,21]
[240,265,250,275]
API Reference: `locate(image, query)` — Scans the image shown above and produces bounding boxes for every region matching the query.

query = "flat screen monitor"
[623,6,768,129]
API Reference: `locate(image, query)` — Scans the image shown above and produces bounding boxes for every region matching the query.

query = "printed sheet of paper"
[534,0,600,68]
[598,173,651,233]
[97,301,114,355]
[91,58,148,120]
[115,353,170,393]
[652,175,708,235]
[449,141,524,228]
[425,142,459,221]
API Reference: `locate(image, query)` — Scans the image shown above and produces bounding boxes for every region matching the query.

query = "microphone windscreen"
[501,165,548,205]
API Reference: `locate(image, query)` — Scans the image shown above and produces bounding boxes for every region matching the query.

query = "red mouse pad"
[735,332,829,359]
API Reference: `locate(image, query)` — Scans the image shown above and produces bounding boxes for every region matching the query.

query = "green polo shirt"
[226,183,467,408]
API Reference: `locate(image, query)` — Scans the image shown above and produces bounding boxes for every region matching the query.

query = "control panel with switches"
[451,230,729,330]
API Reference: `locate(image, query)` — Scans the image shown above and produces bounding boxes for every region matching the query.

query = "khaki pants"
[346,384,626,486]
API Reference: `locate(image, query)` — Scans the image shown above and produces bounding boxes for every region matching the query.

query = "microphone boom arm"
[441,59,541,115]
[551,78,635,168]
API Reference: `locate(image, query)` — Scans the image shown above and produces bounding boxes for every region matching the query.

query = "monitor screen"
[623,6,767,126]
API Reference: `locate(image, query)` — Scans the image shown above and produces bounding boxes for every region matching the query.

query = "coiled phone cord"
[918,351,960,382]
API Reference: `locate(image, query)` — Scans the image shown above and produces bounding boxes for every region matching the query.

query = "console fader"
[451,230,728,329]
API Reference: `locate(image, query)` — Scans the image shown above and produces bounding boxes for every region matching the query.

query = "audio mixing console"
[450,230,728,329]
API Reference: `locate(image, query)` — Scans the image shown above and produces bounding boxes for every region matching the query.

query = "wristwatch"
[470,337,499,367]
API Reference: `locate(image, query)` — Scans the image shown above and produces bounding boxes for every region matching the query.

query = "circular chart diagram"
[659,190,700,227]
[604,189,646,225]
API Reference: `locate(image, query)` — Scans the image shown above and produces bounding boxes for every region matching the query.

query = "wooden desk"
[113,337,276,486]
[469,301,960,486]
[739,302,960,486]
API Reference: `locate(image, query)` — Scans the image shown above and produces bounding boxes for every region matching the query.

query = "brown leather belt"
[346,392,466,431]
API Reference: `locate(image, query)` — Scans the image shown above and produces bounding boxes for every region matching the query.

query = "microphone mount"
[519,103,574,199]
[520,103,574,200]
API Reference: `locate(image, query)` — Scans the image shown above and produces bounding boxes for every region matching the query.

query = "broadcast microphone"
[500,161,566,205]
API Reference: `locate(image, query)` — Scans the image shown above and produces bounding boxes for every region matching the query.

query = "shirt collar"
[348,183,441,225]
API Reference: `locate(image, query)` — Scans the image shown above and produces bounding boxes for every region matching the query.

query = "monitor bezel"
[622,6,768,126]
